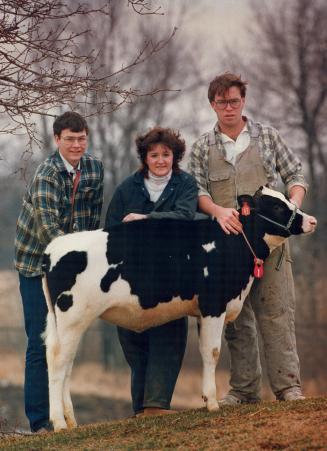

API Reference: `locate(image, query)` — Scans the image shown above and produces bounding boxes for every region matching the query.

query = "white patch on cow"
[225,276,254,322]
[106,276,135,303]
[261,186,295,210]
[100,288,199,333]
[108,261,123,270]
[186,254,190,260]
[46,229,107,271]
[202,241,216,253]
[203,266,209,278]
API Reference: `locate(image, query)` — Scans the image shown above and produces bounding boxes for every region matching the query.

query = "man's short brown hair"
[208,72,248,103]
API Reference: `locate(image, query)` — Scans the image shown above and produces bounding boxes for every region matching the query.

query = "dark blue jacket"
[105,170,198,228]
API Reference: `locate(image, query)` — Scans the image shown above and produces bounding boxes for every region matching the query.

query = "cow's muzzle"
[302,214,317,234]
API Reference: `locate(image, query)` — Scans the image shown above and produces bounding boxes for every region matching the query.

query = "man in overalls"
[189,72,307,404]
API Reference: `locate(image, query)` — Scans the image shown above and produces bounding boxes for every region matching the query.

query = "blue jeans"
[19,273,50,432]
[118,318,188,414]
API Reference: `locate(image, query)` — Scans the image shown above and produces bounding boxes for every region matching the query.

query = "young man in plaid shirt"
[14,111,104,432]
[189,72,307,405]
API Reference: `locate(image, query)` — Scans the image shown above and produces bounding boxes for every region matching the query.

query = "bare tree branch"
[127,0,163,16]
[0,0,173,146]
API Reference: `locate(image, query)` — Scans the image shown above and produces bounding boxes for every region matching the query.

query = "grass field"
[1,396,326,450]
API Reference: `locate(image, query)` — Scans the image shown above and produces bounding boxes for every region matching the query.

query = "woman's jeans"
[19,273,49,432]
[118,317,188,414]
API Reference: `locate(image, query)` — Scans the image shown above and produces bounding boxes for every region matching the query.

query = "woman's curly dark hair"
[136,126,186,177]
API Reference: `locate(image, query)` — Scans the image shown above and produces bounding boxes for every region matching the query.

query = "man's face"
[211,86,245,129]
[54,128,88,167]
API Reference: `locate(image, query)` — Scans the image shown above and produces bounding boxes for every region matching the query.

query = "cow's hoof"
[207,400,219,411]
[66,418,77,429]
[52,420,67,432]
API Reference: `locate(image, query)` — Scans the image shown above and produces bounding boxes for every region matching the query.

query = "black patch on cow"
[101,264,120,292]
[57,294,73,312]
[105,219,203,309]
[104,211,271,318]
[44,251,87,308]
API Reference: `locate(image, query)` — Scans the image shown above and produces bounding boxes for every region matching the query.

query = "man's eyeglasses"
[214,98,242,110]
[62,136,88,144]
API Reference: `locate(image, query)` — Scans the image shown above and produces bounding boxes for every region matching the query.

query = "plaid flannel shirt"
[15,150,104,276]
[189,118,308,199]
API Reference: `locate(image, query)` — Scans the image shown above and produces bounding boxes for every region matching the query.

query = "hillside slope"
[1,396,326,450]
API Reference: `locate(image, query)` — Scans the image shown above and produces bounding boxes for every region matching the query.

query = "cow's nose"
[308,216,317,231]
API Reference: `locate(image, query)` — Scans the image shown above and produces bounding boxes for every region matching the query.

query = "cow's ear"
[238,194,255,210]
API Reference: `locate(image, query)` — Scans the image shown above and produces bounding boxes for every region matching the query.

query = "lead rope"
[240,201,264,278]
[240,229,264,279]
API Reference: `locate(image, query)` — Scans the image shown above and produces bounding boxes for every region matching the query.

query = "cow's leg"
[46,330,67,431]
[199,313,226,411]
[56,325,88,431]
[62,360,77,429]
[47,321,83,431]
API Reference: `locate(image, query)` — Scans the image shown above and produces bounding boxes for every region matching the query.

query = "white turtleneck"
[144,170,172,202]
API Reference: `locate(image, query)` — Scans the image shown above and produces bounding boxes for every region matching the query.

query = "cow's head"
[238,186,317,251]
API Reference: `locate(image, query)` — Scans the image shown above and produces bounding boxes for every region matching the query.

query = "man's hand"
[122,213,147,222]
[213,205,243,235]
[289,185,305,209]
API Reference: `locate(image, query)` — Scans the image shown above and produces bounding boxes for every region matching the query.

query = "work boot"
[35,427,51,434]
[218,393,260,406]
[278,387,305,401]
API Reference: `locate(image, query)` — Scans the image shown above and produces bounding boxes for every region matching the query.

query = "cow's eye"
[273,204,284,213]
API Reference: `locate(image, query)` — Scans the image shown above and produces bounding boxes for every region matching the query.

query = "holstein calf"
[42,187,316,431]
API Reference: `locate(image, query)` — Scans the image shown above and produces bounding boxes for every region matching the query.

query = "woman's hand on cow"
[123,213,148,222]
[213,206,243,235]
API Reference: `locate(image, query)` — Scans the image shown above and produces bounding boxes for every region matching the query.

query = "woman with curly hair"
[105,126,198,417]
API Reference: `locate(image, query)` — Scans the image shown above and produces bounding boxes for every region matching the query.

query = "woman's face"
[145,143,174,177]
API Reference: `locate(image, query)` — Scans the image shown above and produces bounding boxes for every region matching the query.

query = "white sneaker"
[280,387,305,401]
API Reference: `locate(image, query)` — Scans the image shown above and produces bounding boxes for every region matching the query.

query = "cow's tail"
[41,273,60,362]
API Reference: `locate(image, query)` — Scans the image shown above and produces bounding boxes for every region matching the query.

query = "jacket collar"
[52,150,85,174]
[133,170,180,186]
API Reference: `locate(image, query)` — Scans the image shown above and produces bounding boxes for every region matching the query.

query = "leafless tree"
[53,1,203,196]
[0,0,173,147]
[223,0,326,194]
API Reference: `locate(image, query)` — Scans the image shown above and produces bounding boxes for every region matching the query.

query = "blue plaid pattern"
[15,151,104,276]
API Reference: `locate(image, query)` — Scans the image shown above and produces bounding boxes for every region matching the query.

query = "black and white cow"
[42,187,316,431]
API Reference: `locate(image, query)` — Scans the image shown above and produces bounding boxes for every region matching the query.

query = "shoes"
[138,407,178,417]
[34,423,53,434]
[279,387,305,401]
[218,393,260,406]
